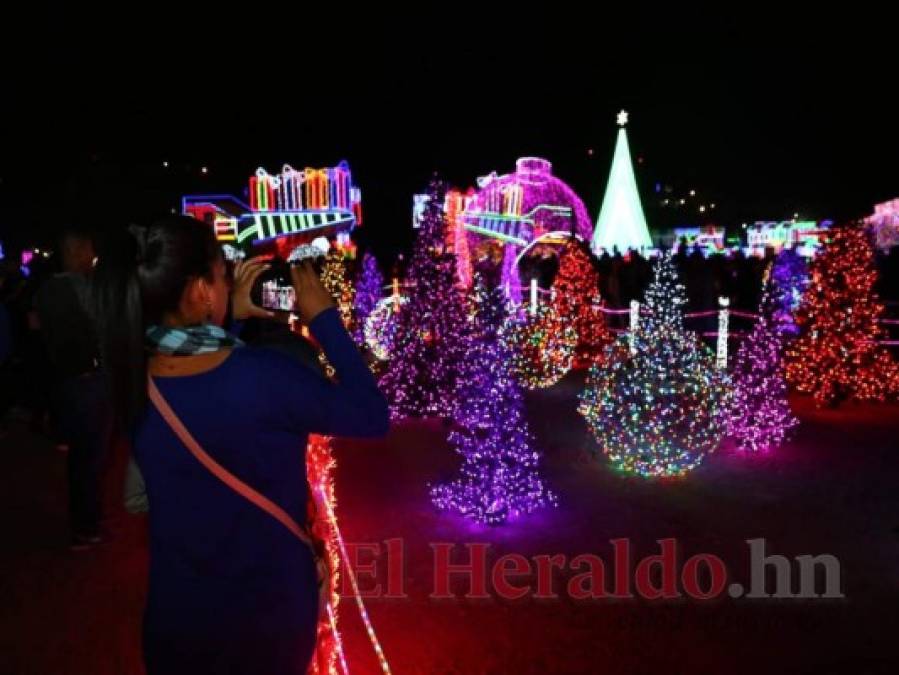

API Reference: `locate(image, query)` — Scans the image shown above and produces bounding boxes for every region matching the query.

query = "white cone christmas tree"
[592,110,652,254]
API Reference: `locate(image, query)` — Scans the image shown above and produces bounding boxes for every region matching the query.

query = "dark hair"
[92,216,220,427]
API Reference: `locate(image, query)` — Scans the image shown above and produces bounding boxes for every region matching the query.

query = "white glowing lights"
[592,113,653,254]
[717,297,730,370]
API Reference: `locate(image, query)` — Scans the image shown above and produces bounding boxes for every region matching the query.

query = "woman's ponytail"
[92,226,147,427]
[92,216,220,428]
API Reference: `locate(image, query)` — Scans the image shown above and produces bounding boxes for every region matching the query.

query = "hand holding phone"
[232,257,276,320]
[290,262,335,324]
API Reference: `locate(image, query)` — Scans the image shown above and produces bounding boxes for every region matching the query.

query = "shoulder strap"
[147,376,314,551]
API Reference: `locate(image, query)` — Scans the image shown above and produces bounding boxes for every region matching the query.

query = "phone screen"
[260,279,297,312]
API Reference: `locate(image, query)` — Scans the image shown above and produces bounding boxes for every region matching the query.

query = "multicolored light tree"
[786,223,899,406]
[505,303,577,389]
[353,252,383,345]
[430,274,556,525]
[579,254,730,477]
[770,248,808,337]
[552,239,612,365]
[727,278,798,452]
[378,179,468,419]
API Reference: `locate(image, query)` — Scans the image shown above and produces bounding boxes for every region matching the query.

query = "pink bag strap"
[147,376,314,552]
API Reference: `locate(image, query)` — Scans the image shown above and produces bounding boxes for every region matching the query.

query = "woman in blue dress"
[93,217,388,674]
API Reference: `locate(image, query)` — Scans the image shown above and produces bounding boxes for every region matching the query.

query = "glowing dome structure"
[454,157,592,300]
[460,157,592,244]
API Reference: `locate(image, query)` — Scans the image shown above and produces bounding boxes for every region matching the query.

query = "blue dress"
[133,308,388,674]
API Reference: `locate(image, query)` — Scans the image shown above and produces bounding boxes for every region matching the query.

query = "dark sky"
[1,10,896,258]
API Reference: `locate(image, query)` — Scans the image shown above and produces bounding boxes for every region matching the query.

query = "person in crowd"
[92,216,388,674]
[32,226,110,549]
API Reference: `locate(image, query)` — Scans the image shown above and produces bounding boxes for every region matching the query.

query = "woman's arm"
[298,306,389,437]
[274,262,389,438]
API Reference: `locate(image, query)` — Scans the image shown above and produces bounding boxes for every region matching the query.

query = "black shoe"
[69,533,104,551]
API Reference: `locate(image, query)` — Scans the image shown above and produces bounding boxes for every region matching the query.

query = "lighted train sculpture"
[183,161,362,256]
[459,157,592,245]
[447,157,592,298]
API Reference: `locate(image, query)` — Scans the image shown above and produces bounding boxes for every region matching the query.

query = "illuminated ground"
[1,374,897,674]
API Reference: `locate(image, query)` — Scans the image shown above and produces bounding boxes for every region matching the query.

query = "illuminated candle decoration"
[629,300,640,355]
[579,254,730,477]
[786,222,899,405]
[592,110,653,254]
[717,297,730,370]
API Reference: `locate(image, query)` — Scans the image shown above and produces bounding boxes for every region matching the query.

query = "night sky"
[2,11,896,259]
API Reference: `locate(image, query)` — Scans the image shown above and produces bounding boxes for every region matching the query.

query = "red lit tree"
[785,223,899,406]
[552,239,612,365]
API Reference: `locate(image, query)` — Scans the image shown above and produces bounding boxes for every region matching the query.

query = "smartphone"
[260,279,296,312]
[252,258,296,313]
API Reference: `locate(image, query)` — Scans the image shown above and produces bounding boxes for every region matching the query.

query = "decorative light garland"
[305,435,343,675]
[318,484,392,674]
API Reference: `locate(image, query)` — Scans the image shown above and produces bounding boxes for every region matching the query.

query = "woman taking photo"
[93,216,388,674]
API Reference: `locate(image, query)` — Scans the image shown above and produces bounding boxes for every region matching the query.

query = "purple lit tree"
[353,252,383,345]
[727,278,798,452]
[378,179,468,419]
[770,248,808,337]
[430,272,556,525]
